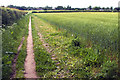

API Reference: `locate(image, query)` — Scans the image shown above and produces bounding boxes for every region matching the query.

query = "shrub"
[1,7,27,27]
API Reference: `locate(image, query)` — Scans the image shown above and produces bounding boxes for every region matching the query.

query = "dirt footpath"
[24,17,38,78]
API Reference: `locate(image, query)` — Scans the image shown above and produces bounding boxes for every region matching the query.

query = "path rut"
[11,37,25,79]
[24,17,38,78]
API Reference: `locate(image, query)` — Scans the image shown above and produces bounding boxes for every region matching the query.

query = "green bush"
[1,7,27,27]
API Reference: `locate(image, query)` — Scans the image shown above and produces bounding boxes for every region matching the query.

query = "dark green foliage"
[100,60,118,78]
[55,6,64,10]
[71,37,81,47]
[1,7,27,28]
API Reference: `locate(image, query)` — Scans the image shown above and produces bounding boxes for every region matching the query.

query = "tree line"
[1,7,27,28]
[6,5,120,11]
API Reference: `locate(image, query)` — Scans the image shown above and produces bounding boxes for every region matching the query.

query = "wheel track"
[11,37,25,79]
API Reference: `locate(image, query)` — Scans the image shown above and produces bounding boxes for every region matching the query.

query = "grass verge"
[31,16,56,78]
[2,14,29,78]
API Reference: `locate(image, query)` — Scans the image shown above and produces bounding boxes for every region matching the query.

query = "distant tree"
[88,5,92,10]
[114,7,120,11]
[8,5,14,8]
[74,8,79,10]
[75,8,78,11]
[63,7,66,10]
[44,6,52,10]
[1,6,5,7]
[8,5,28,10]
[55,6,64,10]
[93,6,101,10]
[38,7,43,10]
[66,5,71,10]
[80,8,86,10]
[102,7,105,9]
[71,8,75,10]
[110,7,113,11]
[106,7,110,10]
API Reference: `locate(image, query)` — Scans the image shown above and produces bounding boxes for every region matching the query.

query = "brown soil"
[11,36,25,79]
[24,17,38,78]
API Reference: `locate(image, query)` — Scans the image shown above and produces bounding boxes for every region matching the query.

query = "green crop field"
[31,12,119,78]
[34,12,118,52]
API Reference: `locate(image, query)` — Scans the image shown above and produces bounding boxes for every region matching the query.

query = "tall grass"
[2,14,29,78]
[34,12,118,53]
[32,14,119,78]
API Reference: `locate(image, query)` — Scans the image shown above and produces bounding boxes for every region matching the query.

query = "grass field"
[32,12,119,78]
[34,12,118,52]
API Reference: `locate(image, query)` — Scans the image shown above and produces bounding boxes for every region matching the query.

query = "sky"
[0,0,120,8]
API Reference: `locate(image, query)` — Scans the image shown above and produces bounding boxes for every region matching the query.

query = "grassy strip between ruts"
[31,16,56,78]
[32,14,119,79]
[2,14,30,78]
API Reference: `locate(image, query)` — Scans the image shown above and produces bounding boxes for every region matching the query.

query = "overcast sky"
[0,0,120,8]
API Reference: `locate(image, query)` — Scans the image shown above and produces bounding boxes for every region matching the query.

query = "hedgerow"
[1,7,27,28]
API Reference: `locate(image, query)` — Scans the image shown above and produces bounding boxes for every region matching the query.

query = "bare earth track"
[24,17,38,78]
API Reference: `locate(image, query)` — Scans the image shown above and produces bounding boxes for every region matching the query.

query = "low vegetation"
[31,16,56,77]
[2,13,29,78]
